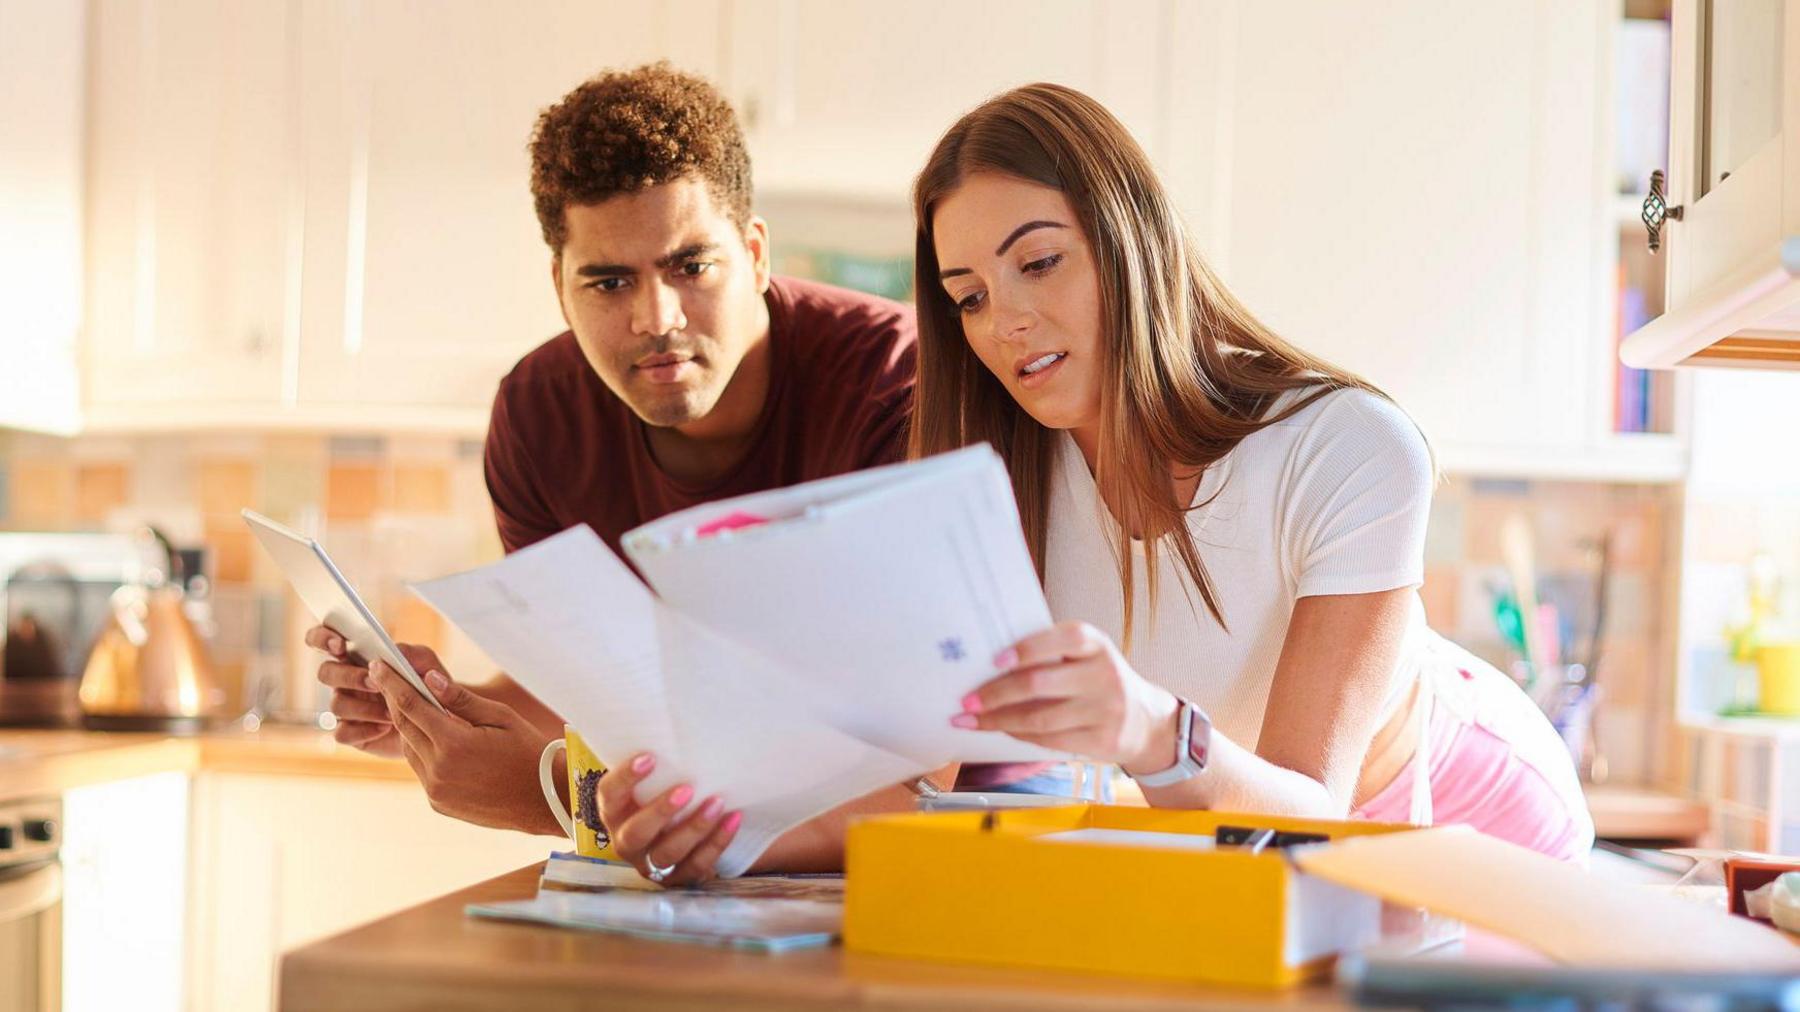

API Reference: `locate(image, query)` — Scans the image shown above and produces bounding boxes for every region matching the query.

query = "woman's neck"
[1067,423,1204,523]
[1070,424,1101,474]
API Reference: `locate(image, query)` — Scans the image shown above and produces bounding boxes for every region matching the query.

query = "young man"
[306,64,950,885]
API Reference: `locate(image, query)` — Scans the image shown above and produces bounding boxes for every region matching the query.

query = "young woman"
[916,84,1593,861]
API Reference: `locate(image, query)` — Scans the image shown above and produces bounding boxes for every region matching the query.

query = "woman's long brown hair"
[910,83,1411,639]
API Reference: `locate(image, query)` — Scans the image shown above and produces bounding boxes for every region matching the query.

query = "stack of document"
[411,446,1064,876]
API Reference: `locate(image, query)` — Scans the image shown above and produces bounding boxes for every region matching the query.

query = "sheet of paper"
[1294,825,1800,971]
[410,526,923,876]
[624,445,1064,766]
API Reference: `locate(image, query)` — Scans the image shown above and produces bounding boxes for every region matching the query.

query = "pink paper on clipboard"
[694,511,771,538]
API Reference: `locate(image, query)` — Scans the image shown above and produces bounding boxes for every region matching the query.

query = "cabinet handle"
[1642,170,1683,255]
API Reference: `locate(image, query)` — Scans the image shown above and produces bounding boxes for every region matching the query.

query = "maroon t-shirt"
[483,276,915,556]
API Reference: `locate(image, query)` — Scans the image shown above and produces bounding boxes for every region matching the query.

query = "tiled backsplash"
[0,426,1680,782]
[0,427,501,718]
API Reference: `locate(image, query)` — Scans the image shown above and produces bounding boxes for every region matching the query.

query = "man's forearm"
[748,763,959,874]
[471,672,565,739]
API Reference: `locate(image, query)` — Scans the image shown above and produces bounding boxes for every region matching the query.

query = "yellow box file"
[843,805,1417,988]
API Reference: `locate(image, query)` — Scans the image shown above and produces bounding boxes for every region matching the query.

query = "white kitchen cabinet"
[0,0,85,435]
[1619,0,1800,370]
[81,0,725,433]
[723,0,1170,203]
[183,772,558,1012]
[82,0,295,428]
[1165,0,1682,480]
[60,773,190,1012]
[289,0,725,428]
[71,0,1692,475]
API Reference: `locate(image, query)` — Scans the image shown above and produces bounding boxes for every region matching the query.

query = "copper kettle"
[78,528,228,732]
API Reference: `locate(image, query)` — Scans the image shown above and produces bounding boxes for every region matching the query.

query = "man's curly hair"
[529,62,753,253]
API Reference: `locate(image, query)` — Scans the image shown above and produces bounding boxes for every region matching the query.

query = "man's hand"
[367,657,563,836]
[306,624,401,758]
[598,752,743,887]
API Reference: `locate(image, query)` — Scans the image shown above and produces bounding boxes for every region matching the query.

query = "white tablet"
[241,509,445,712]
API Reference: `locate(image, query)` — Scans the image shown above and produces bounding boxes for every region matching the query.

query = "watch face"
[1185,706,1211,770]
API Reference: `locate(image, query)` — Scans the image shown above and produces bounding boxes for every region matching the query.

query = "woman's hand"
[597,752,744,887]
[951,620,1181,772]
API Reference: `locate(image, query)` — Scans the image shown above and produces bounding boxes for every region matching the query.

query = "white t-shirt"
[1043,387,1435,747]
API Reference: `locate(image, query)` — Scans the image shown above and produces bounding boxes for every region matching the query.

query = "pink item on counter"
[694,511,771,538]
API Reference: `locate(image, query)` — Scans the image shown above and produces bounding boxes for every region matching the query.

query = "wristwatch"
[1130,697,1212,787]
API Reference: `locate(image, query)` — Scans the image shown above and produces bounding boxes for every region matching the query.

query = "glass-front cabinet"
[1620,0,1800,369]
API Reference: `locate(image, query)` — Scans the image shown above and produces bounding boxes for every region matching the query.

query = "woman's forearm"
[1138,730,1342,818]
[747,763,960,873]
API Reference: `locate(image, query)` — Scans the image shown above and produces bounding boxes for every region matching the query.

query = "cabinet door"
[61,773,190,1012]
[1663,0,1797,312]
[0,0,85,434]
[292,0,725,424]
[184,773,558,1012]
[1165,0,1603,465]
[83,0,293,423]
[726,0,1170,203]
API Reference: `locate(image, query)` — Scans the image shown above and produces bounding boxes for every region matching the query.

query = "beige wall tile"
[204,521,256,585]
[75,463,131,524]
[1420,565,1461,632]
[386,596,443,655]
[9,460,74,527]
[326,464,384,521]
[392,464,450,514]
[1461,496,1523,566]
[198,460,258,519]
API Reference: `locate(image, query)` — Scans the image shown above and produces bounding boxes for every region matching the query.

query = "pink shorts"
[1352,658,1594,864]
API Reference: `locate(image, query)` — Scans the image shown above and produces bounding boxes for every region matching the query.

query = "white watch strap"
[1131,700,1201,787]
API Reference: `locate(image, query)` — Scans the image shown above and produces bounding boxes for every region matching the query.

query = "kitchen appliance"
[78,528,230,732]
[0,533,157,728]
[0,797,62,1012]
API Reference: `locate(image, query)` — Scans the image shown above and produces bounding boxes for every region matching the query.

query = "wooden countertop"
[279,863,1352,1012]
[0,723,411,800]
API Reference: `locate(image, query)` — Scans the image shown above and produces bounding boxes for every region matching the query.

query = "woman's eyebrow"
[994,220,1066,256]
[939,219,1070,281]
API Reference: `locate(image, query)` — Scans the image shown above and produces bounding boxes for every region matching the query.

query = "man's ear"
[550,254,572,328]
[744,215,772,295]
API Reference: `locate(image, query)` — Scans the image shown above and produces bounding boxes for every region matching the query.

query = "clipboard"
[241,508,445,711]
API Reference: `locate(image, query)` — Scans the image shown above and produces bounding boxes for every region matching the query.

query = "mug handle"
[537,739,576,842]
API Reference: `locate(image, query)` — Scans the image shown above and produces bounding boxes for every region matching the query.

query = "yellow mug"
[537,726,620,860]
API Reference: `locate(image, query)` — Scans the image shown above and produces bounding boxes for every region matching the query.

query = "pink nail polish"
[699,796,724,820]
[669,784,694,808]
[631,753,654,774]
[961,692,983,714]
[949,714,979,729]
[723,812,743,833]
[993,647,1018,670]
